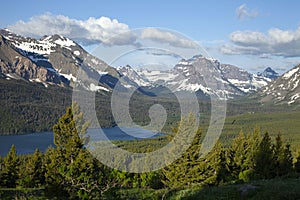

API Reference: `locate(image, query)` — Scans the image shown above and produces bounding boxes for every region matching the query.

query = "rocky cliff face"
[0,35,66,86]
[0,29,124,90]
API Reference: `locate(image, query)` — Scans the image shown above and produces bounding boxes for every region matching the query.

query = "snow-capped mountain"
[0,29,281,100]
[220,64,278,93]
[119,55,277,98]
[257,67,279,80]
[0,29,124,92]
[258,64,300,105]
[117,65,151,87]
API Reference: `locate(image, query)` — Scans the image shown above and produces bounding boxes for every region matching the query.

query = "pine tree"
[2,145,19,188]
[273,134,284,177]
[204,142,230,185]
[45,103,113,199]
[18,148,44,188]
[228,131,248,180]
[0,156,4,187]
[278,144,293,176]
[254,132,275,179]
[162,114,204,188]
[245,127,261,171]
[295,148,300,173]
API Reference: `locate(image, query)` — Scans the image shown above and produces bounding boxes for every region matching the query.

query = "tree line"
[0,104,300,199]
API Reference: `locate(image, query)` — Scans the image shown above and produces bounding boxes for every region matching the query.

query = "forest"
[1,104,300,199]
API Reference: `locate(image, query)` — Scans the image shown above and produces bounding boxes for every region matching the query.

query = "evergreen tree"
[0,156,4,187]
[45,103,111,199]
[295,148,300,173]
[18,148,44,188]
[273,134,293,176]
[254,132,275,179]
[245,127,261,171]
[204,142,230,185]
[162,114,204,188]
[227,131,248,180]
[2,145,19,188]
[273,134,284,177]
[278,144,293,176]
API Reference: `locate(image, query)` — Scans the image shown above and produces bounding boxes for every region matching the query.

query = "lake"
[0,126,164,156]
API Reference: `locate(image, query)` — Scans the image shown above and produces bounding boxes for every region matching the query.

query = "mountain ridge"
[117,55,279,98]
[1,29,293,102]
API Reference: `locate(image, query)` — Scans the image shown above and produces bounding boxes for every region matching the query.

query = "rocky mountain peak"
[258,67,279,80]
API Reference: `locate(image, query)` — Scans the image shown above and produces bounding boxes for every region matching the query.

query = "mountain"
[119,55,277,98]
[117,65,151,87]
[257,64,300,105]
[0,29,126,92]
[0,29,294,135]
[0,34,67,86]
[1,29,279,99]
[258,67,279,80]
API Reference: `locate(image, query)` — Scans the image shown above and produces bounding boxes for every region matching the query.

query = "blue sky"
[1,0,300,73]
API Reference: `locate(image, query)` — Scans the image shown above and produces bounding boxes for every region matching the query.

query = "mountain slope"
[0,34,67,86]
[0,29,126,92]
[120,55,277,98]
[258,64,300,105]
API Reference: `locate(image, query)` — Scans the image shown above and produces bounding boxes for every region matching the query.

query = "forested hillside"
[1,105,300,199]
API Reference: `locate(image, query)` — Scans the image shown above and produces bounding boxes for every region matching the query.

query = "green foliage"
[0,156,4,186]
[1,145,19,188]
[1,104,300,199]
[168,178,300,200]
[238,169,256,183]
[254,132,275,179]
[203,143,230,185]
[162,115,204,188]
[295,148,300,173]
[227,131,248,180]
[0,79,72,135]
[44,103,113,199]
[112,170,163,190]
[273,134,293,176]
[17,149,44,188]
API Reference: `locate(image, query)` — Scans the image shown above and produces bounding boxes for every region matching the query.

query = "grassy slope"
[2,178,299,199]
[166,178,300,200]
[109,177,300,199]
[220,111,300,148]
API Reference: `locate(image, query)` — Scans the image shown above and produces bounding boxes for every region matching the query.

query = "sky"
[1,0,300,74]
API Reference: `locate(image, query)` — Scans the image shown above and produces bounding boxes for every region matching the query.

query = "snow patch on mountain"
[258,65,300,105]
[283,67,299,79]
[74,50,80,56]
[89,83,110,92]
[14,40,55,55]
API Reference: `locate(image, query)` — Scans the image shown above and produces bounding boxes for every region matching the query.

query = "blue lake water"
[0,127,164,156]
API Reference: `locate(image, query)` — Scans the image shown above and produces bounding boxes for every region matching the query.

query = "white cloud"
[236,4,258,20]
[220,27,300,57]
[141,28,198,49]
[7,14,200,50]
[7,13,136,46]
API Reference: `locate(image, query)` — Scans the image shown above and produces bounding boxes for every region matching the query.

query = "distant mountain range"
[1,29,300,135]
[1,28,298,103]
[118,56,279,98]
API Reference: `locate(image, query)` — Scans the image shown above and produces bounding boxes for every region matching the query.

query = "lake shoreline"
[0,127,165,156]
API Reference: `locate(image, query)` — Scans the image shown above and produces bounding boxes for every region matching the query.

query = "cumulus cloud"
[7,14,200,49]
[141,28,198,49]
[7,13,136,46]
[220,27,300,57]
[236,4,258,20]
